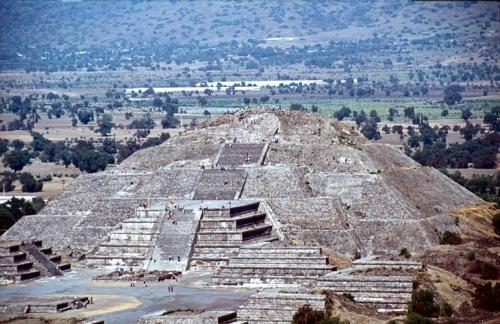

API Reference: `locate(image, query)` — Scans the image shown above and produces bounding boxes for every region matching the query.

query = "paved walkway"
[0,265,255,323]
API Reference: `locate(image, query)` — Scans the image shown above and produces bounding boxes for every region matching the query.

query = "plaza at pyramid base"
[1,110,496,323]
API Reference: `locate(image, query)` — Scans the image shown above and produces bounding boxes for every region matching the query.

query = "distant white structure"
[125,80,326,94]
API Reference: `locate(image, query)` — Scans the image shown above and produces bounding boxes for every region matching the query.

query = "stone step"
[334,291,412,299]
[245,294,325,304]
[194,241,241,248]
[10,269,41,281]
[49,255,62,263]
[326,286,412,293]
[352,260,423,269]
[108,234,155,242]
[58,263,72,271]
[197,231,243,242]
[238,247,322,255]
[122,223,157,231]
[319,275,413,282]
[191,252,236,260]
[95,246,150,254]
[0,252,26,263]
[40,247,52,255]
[318,281,413,289]
[123,218,159,223]
[0,261,34,272]
[241,224,273,241]
[101,240,152,247]
[356,295,412,302]
[217,266,333,277]
[212,274,327,285]
[200,212,267,229]
[193,246,240,254]
[229,256,328,265]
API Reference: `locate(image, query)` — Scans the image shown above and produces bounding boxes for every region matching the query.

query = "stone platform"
[212,244,335,287]
[190,202,277,268]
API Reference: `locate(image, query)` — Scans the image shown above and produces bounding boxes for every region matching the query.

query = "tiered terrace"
[190,202,276,267]
[316,258,422,313]
[212,244,335,287]
[237,290,326,323]
[0,240,71,284]
[87,207,163,268]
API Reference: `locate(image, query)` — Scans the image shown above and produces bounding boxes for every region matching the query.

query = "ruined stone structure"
[317,258,422,312]
[0,240,70,284]
[191,202,276,267]
[212,245,334,287]
[4,111,480,258]
[1,111,484,318]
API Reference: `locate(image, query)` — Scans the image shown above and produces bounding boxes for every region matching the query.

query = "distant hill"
[0,1,498,53]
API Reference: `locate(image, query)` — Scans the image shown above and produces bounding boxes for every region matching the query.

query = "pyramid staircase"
[87,207,163,268]
[1,240,71,283]
[20,240,71,276]
[189,202,277,268]
[0,241,40,283]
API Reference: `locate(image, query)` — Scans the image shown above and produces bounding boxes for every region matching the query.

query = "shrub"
[409,289,440,318]
[405,311,434,324]
[400,248,412,259]
[441,303,453,317]
[475,261,498,280]
[342,293,354,301]
[292,304,326,324]
[473,282,500,311]
[493,212,500,234]
[439,231,462,245]
[292,304,350,324]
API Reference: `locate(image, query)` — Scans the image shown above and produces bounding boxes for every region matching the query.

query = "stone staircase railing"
[21,242,62,276]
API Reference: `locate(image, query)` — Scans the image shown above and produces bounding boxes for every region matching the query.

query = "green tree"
[334,107,351,121]
[78,151,114,173]
[443,85,463,106]
[152,97,163,107]
[77,110,94,124]
[161,114,180,128]
[461,109,472,121]
[361,123,381,140]
[96,114,115,136]
[0,139,8,156]
[2,149,31,171]
[18,172,43,192]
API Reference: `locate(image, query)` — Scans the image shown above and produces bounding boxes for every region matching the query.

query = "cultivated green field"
[179,97,500,121]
